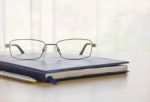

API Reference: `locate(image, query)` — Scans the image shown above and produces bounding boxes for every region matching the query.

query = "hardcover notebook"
[0,53,129,84]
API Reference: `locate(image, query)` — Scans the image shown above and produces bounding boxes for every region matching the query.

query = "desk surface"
[0,52,150,102]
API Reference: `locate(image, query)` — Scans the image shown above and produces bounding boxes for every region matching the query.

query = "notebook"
[0,53,129,84]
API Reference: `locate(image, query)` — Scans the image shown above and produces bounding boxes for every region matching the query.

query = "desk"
[0,52,150,102]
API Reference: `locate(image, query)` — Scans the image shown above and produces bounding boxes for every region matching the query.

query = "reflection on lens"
[57,39,92,59]
[10,39,45,59]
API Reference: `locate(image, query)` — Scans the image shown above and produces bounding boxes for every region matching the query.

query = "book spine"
[0,61,47,82]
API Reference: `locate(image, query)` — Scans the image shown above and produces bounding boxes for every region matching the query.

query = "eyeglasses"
[5,38,96,60]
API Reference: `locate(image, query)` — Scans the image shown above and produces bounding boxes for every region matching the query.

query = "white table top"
[0,52,150,102]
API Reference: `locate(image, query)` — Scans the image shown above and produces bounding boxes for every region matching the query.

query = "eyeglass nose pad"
[42,47,46,52]
[56,47,62,56]
[42,46,47,58]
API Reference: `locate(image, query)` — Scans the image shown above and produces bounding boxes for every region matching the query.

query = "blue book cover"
[0,53,129,84]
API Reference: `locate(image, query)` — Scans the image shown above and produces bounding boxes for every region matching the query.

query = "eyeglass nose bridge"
[45,44,57,46]
[43,43,61,55]
[42,43,57,52]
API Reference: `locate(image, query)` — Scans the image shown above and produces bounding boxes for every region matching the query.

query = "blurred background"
[0,0,150,59]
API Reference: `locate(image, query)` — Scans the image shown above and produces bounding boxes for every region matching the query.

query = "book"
[0,53,129,84]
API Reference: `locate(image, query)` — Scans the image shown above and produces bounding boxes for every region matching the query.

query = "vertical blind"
[0,0,150,53]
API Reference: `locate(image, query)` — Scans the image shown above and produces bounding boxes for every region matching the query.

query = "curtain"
[0,0,96,52]
[0,0,150,54]
[0,0,55,51]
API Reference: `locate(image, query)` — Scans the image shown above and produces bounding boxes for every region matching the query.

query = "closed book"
[0,53,129,84]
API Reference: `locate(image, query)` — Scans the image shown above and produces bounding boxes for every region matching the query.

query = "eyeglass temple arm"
[79,43,96,55]
[5,44,25,54]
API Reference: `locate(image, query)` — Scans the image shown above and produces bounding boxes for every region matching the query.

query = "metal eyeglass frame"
[5,38,96,60]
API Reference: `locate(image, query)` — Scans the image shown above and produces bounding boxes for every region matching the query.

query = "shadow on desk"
[0,73,128,87]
